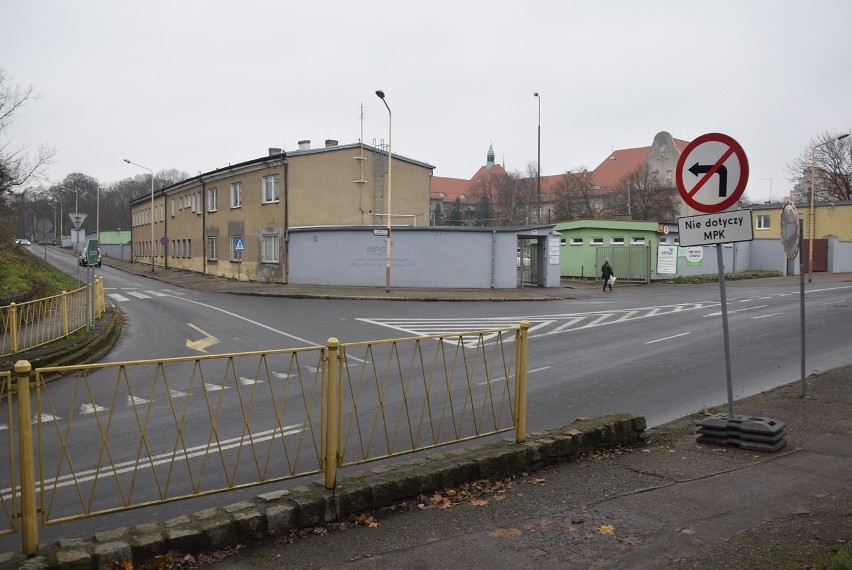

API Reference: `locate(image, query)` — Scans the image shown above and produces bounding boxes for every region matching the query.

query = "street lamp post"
[608,155,631,219]
[124,159,156,272]
[375,90,392,292]
[534,92,541,223]
[808,133,849,282]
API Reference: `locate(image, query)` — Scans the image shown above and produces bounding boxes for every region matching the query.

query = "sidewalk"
[205,366,852,570]
[99,257,599,301]
[99,256,852,301]
[95,258,851,568]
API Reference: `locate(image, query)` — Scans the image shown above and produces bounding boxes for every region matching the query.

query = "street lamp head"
[375,90,385,99]
[838,134,850,141]
[123,159,131,164]
[533,92,539,97]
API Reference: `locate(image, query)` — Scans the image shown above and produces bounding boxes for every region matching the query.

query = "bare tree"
[0,69,56,196]
[604,163,679,221]
[787,131,852,202]
[0,69,56,243]
[551,169,598,221]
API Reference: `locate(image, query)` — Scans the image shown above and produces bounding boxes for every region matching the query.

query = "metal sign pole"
[716,243,735,418]
[799,220,806,397]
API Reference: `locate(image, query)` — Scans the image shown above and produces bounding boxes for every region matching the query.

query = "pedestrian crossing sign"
[234,237,245,251]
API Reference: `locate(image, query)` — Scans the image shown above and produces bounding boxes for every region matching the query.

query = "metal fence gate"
[596,246,651,284]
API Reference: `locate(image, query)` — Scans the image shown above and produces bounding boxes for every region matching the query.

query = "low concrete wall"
[2,413,647,569]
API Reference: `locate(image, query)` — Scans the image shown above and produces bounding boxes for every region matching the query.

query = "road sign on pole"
[68,213,87,230]
[676,133,749,213]
[677,209,754,247]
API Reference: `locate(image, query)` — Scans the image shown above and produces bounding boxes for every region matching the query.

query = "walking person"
[601,258,615,292]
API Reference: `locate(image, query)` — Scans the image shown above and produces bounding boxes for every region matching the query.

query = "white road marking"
[753,313,783,319]
[476,365,550,386]
[702,305,768,318]
[127,291,151,299]
[0,423,305,500]
[168,297,316,346]
[646,332,690,345]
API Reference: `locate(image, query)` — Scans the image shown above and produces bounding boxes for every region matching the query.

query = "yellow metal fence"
[1,322,528,554]
[0,278,105,357]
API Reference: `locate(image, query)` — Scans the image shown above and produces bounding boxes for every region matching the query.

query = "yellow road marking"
[185,323,220,353]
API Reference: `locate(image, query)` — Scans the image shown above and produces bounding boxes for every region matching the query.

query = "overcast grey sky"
[2,0,850,203]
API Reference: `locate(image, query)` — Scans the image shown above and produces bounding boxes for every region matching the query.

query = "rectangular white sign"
[656,245,678,274]
[677,209,754,247]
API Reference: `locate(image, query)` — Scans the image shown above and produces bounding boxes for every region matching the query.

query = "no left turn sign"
[676,133,749,213]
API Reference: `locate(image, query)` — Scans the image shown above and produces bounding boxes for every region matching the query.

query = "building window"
[631,236,646,245]
[229,236,241,261]
[230,183,241,208]
[610,236,625,246]
[590,237,604,246]
[756,214,770,230]
[673,237,680,245]
[171,199,175,217]
[261,233,279,263]
[570,237,583,246]
[185,239,191,258]
[208,188,217,212]
[659,237,669,244]
[207,236,218,261]
[667,170,673,180]
[262,175,279,204]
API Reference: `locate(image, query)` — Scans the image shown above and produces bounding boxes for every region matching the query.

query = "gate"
[803,239,828,272]
[595,246,650,284]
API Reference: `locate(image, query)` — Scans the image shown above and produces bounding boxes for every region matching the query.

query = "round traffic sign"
[676,133,749,213]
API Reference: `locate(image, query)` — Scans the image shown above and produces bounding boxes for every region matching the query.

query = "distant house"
[129,141,434,282]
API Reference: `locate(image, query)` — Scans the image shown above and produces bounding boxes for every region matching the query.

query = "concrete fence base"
[0,413,646,570]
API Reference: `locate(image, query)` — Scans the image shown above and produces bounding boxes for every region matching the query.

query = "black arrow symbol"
[689,162,728,197]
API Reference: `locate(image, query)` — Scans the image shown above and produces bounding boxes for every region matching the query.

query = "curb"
[0,414,646,569]
[1,308,123,376]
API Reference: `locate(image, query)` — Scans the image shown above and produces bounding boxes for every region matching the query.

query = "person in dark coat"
[601,258,615,292]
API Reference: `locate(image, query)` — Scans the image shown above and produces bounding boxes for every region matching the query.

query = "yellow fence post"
[9,303,18,354]
[14,360,38,555]
[95,276,105,316]
[61,291,69,337]
[515,320,529,443]
[323,338,340,489]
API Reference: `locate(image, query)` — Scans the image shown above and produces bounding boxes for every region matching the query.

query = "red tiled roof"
[590,139,689,189]
[431,137,690,203]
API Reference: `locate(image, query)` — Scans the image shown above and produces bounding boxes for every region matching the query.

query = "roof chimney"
[268,147,282,156]
[325,139,338,148]
[298,140,311,150]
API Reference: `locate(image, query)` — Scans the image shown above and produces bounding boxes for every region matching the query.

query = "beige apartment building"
[130,140,434,282]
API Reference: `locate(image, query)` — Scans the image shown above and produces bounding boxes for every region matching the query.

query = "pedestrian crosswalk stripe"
[128,291,151,299]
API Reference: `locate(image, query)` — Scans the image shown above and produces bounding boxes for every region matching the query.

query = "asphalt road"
[4,250,850,550]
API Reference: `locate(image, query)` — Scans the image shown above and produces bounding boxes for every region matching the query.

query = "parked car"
[39,239,57,246]
[79,248,102,267]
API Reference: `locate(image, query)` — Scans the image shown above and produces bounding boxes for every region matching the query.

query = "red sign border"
[676,133,749,213]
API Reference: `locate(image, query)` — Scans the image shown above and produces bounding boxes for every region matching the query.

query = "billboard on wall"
[656,245,678,274]
[682,246,704,266]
